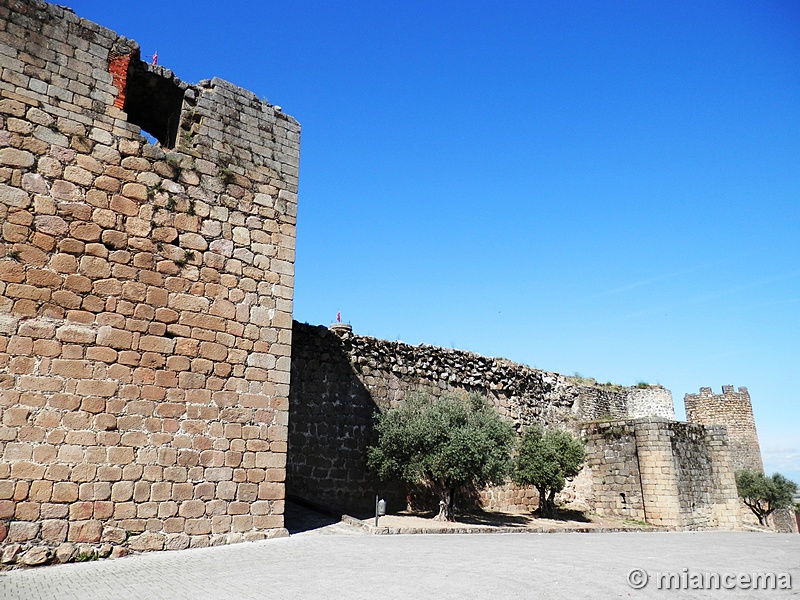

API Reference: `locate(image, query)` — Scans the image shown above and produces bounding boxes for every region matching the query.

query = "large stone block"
[0,0,297,559]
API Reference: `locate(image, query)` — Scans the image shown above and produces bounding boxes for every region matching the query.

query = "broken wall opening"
[123,61,184,148]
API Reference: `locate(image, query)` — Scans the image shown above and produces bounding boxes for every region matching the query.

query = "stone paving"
[0,527,798,599]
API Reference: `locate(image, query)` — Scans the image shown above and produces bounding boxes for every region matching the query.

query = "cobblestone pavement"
[0,530,798,599]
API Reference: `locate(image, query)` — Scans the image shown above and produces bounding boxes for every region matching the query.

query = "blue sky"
[65,1,799,484]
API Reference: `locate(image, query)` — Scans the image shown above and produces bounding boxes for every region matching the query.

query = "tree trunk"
[434,485,455,521]
[746,499,769,526]
[537,486,548,517]
[537,486,556,518]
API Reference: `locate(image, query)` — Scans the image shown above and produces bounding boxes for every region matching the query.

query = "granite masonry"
[288,322,674,514]
[685,385,797,533]
[0,0,787,570]
[582,418,740,529]
[287,323,745,530]
[685,385,763,473]
[0,0,298,565]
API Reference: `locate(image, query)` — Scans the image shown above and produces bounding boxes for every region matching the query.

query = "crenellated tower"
[684,385,763,473]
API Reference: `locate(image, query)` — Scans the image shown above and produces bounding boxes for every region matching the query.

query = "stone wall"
[581,420,646,521]
[669,421,740,529]
[771,506,799,534]
[288,324,747,530]
[684,386,799,532]
[288,323,674,515]
[583,418,740,529]
[0,0,298,565]
[684,385,763,473]
[626,386,675,420]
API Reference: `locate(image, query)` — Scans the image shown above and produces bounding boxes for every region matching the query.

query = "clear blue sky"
[65,1,799,484]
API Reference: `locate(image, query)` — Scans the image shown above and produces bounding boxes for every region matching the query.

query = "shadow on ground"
[284,500,340,535]
[539,509,592,523]
[394,508,592,527]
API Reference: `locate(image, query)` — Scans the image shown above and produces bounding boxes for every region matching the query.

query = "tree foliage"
[513,425,586,518]
[735,470,797,526]
[367,392,515,521]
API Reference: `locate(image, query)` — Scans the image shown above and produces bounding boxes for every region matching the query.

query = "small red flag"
[336,311,341,323]
[151,52,158,66]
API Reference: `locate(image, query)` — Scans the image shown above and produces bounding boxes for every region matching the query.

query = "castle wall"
[625,387,675,420]
[0,0,298,564]
[581,420,646,521]
[669,421,739,529]
[0,2,761,563]
[685,386,797,533]
[583,419,740,529]
[684,385,763,473]
[288,323,674,515]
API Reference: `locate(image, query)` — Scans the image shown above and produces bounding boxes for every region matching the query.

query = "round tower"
[684,385,763,473]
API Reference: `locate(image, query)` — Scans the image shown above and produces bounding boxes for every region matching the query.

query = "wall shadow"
[287,322,405,518]
[283,498,340,535]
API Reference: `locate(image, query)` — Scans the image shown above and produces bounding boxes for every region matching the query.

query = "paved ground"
[0,525,798,599]
[0,503,800,600]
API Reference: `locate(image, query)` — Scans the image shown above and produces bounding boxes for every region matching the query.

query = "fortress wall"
[685,386,796,532]
[0,2,762,562]
[584,419,739,529]
[669,422,722,528]
[0,0,298,564]
[288,323,673,515]
[586,419,739,530]
[704,424,742,530]
[581,420,646,521]
[625,387,675,420]
[684,385,763,473]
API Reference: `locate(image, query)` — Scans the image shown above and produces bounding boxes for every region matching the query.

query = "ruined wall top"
[315,322,674,422]
[1,0,299,203]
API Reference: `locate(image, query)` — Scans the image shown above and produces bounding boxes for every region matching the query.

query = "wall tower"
[684,386,763,473]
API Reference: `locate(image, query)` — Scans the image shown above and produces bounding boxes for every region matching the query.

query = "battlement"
[694,385,749,397]
[684,385,762,473]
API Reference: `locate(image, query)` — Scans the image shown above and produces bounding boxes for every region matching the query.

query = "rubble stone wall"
[288,323,672,514]
[0,0,298,565]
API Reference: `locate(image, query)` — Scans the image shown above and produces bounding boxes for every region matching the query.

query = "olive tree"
[367,392,515,521]
[735,470,797,526]
[513,425,585,518]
